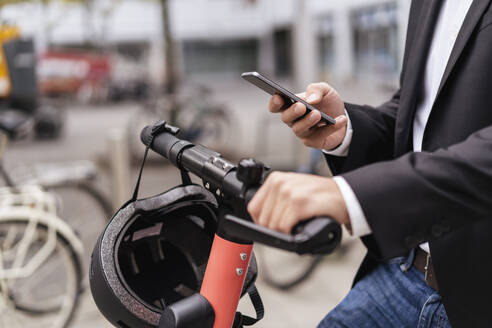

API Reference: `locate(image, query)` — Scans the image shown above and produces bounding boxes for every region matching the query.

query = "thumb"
[315,114,347,129]
[333,115,347,129]
[306,92,322,104]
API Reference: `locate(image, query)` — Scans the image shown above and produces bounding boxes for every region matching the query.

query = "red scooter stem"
[200,234,253,328]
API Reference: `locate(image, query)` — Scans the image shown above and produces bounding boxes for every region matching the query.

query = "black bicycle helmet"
[90,184,258,328]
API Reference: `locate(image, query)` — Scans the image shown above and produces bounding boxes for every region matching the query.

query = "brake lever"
[221,214,342,255]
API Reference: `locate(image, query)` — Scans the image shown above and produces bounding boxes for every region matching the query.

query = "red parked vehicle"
[38,50,112,103]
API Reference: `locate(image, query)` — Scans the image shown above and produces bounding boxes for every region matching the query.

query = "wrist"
[331,179,350,226]
[317,177,350,226]
[322,111,352,156]
[326,125,347,151]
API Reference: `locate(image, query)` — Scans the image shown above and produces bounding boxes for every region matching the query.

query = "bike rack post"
[107,128,131,210]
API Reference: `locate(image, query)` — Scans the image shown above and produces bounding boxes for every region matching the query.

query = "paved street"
[4,77,392,327]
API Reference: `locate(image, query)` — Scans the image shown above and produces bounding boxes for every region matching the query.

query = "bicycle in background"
[0,112,84,327]
[11,160,113,273]
[0,110,112,327]
[127,82,236,161]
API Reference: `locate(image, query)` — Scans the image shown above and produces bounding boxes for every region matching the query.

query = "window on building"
[317,16,335,80]
[273,28,292,77]
[351,2,399,86]
[182,39,258,76]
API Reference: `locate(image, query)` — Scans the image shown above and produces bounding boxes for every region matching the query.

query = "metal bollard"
[107,128,131,210]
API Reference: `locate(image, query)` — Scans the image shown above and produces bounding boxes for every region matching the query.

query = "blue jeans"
[318,251,451,328]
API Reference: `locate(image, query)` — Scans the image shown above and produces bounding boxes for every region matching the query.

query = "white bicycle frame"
[0,127,85,327]
[0,185,84,280]
[11,160,98,188]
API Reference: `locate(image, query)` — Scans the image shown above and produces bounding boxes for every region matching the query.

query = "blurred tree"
[160,0,178,124]
[160,0,176,94]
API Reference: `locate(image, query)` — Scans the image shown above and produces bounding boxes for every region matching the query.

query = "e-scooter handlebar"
[141,122,341,255]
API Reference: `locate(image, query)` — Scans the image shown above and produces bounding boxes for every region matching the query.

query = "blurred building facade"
[2,0,410,89]
[171,0,410,89]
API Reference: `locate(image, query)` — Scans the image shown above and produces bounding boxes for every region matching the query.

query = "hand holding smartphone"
[241,71,336,126]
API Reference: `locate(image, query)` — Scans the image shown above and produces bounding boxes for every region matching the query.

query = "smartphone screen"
[241,71,336,125]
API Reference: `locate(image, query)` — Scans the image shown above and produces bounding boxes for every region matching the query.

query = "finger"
[315,114,347,131]
[248,172,279,222]
[333,114,348,127]
[268,94,285,113]
[295,92,307,100]
[269,205,289,232]
[267,183,291,231]
[323,114,348,133]
[278,197,309,234]
[315,116,342,128]
[281,103,306,126]
[277,205,297,234]
[257,180,279,228]
[302,115,348,148]
[248,182,270,222]
[305,82,332,105]
[291,110,322,138]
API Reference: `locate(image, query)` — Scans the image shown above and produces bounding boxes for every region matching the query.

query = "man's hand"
[247,171,350,234]
[268,82,347,150]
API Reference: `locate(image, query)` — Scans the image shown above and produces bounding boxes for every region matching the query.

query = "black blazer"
[326,0,492,326]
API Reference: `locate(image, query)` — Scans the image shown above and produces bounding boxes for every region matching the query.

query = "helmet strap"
[232,285,264,327]
[132,121,194,201]
[131,121,168,201]
[180,169,192,185]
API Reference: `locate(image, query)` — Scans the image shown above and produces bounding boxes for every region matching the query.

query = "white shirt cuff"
[322,110,353,157]
[333,176,372,237]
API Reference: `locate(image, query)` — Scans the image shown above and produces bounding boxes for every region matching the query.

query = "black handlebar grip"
[291,217,342,255]
[140,125,193,166]
[140,125,178,159]
[222,214,342,255]
[140,125,153,147]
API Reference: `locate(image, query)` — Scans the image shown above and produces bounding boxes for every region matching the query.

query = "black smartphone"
[241,71,336,125]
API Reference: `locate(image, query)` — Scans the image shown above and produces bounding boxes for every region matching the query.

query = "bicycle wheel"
[257,238,355,291]
[0,219,82,328]
[179,105,235,153]
[256,245,325,291]
[45,182,112,272]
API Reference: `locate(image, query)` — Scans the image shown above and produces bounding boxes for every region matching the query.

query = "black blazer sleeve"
[342,124,492,259]
[325,90,400,175]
